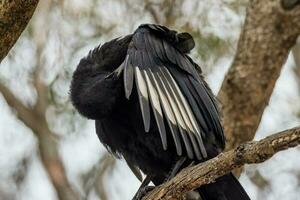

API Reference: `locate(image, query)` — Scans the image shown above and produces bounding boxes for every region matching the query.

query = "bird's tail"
[197,173,251,200]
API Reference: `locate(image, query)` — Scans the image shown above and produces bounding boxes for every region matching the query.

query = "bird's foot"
[165,157,187,182]
[132,186,155,200]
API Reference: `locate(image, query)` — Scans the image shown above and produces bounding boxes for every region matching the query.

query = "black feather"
[70,24,250,200]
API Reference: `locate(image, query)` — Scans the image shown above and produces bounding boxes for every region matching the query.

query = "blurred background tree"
[0,0,299,200]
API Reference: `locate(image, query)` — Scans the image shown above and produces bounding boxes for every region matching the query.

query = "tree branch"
[143,126,300,200]
[0,81,80,200]
[0,82,37,130]
[0,0,39,62]
[217,0,300,174]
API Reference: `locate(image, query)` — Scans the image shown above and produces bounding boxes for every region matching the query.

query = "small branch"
[143,126,300,200]
[94,154,116,200]
[32,43,49,116]
[33,66,48,116]
[0,0,39,62]
[144,0,160,24]
[0,82,37,130]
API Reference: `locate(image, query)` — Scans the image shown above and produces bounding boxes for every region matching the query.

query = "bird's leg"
[166,159,201,200]
[166,157,187,181]
[188,161,196,167]
[176,160,202,200]
[132,157,188,200]
[132,175,154,200]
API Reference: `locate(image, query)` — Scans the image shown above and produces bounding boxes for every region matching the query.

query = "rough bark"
[0,0,39,62]
[217,0,300,174]
[143,126,300,200]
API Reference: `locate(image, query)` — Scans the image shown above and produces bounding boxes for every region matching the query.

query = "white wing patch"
[135,66,151,132]
[143,69,168,150]
[123,61,207,160]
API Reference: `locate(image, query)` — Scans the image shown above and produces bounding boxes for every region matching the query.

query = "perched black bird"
[70,24,251,200]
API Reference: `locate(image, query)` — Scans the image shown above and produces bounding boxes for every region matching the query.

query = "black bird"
[70,24,251,200]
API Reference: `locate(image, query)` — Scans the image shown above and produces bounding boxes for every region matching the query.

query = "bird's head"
[74,34,132,77]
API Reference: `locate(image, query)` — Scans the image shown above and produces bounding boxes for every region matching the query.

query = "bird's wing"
[122,25,224,160]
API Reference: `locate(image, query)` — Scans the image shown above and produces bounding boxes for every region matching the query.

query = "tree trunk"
[0,0,39,62]
[218,0,300,175]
